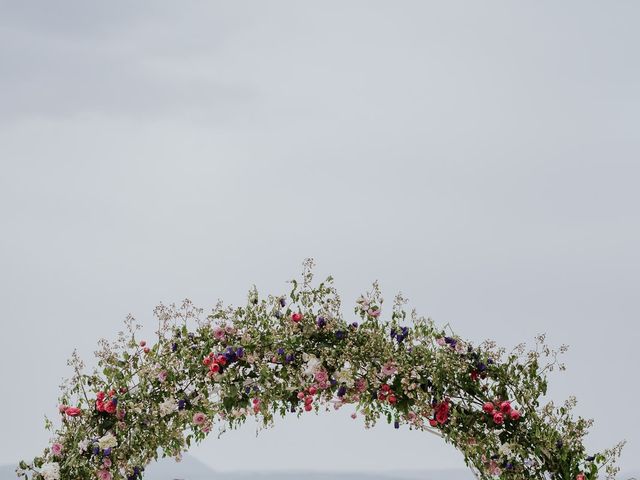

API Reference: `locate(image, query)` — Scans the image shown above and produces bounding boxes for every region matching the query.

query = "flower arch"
[19,261,624,480]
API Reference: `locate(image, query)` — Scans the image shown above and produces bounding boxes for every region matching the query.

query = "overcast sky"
[1,0,639,475]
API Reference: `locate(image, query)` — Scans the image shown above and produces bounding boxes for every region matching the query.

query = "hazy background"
[1,0,639,476]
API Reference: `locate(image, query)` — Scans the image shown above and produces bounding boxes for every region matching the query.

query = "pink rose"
[51,443,63,456]
[355,378,368,393]
[510,409,521,421]
[436,338,446,346]
[65,407,82,417]
[104,401,116,414]
[58,404,67,413]
[493,412,504,424]
[314,369,328,383]
[576,474,586,480]
[192,412,207,425]
[102,458,112,468]
[482,402,494,414]
[157,370,168,382]
[97,469,112,480]
[499,401,512,414]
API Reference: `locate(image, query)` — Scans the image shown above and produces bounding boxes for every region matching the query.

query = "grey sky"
[1,0,638,474]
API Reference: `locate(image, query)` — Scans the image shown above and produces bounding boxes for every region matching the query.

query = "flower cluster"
[18,261,624,480]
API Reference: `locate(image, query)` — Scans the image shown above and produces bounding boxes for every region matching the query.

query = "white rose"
[78,439,90,453]
[40,462,60,480]
[159,399,178,417]
[97,432,117,450]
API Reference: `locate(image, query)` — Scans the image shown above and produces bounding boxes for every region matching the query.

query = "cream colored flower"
[97,432,117,450]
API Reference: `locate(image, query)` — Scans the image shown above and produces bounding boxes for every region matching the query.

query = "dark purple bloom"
[390,328,397,338]
[279,297,287,307]
[477,363,487,372]
[285,354,294,363]
[316,316,326,328]
[394,421,400,429]
[274,310,282,318]
[277,348,285,355]
[351,322,358,328]
[337,385,347,397]
[92,447,100,455]
[236,347,245,358]
[330,379,338,387]
[335,330,345,340]
[103,448,111,457]
[178,399,186,410]
[171,343,178,352]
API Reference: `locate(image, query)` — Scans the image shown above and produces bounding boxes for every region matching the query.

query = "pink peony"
[51,443,63,456]
[192,412,207,425]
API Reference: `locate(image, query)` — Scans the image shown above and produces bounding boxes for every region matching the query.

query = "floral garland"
[18,261,624,480]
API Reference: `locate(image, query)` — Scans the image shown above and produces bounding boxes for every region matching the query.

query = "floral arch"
[19,261,624,480]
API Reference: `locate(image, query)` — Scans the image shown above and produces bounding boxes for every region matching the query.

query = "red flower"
[388,395,397,405]
[96,400,104,412]
[291,312,303,323]
[65,407,82,417]
[104,401,117,414]
[493,412,504,424]
[429,418,438,427]
[435,400,450,425]
[510,409,521,421]
[209,363,220,373]
[96,391,106,401]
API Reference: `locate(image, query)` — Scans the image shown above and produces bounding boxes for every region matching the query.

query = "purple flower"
[316,316,326,328]
[277,348,285,356]
[337,385,347,397]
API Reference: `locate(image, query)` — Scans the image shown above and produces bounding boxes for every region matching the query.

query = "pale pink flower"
[436,337,446,346]
[102,458,112,468]
[192,412,207,425]
[212,327,225,340]
[157,370,168,382]
[97,469,112,480]
[51,443,63,456]
[380,361,398,377]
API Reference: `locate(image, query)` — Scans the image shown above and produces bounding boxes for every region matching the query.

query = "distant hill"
[2,457,638,480]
